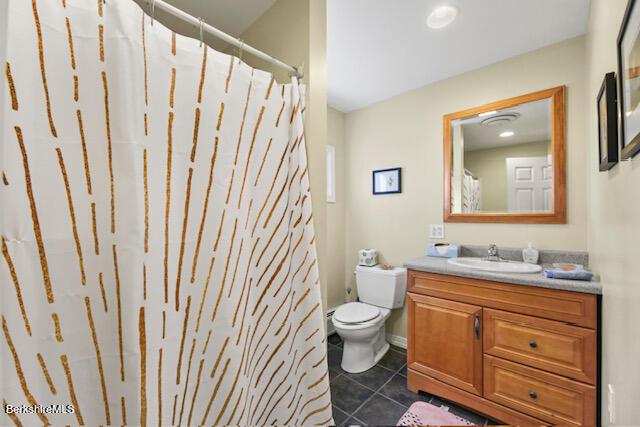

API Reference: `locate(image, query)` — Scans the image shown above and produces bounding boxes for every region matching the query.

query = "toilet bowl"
[331,265,407,373]
[332,302,391,373]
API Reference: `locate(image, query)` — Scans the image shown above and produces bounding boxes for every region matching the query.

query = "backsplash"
[460,245,589,267]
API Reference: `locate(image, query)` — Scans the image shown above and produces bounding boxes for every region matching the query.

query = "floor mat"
[397,401,475,426]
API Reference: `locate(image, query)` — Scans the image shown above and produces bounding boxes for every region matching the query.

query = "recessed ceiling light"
[427,5,458,29]
[500,131,515,138]
[478,110,497,118]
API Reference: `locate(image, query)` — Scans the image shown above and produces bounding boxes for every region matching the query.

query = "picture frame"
[372,167,401,195]
[617,0,640,160]
[598,72,619,171]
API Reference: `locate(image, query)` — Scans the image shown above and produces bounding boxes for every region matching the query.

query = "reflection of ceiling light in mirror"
[500,131,515,138]
[427,5,458,29]
[626,111,632,117]
[478,111,497,117]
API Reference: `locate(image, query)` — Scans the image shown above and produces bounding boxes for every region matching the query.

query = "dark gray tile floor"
[328,335,494,426]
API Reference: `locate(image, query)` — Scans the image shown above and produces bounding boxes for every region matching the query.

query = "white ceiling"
[134,0,276,50]
[460,99,551,151]
[328,0,590,112]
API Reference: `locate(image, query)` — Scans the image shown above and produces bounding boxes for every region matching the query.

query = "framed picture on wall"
[617,0,640,159]
[598,72,619,171]
[372,168,401,195]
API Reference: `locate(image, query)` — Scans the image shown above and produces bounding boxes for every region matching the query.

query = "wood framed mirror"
[443,86,566,224]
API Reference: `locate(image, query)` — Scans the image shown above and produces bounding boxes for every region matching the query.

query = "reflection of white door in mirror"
[506,156,553,212]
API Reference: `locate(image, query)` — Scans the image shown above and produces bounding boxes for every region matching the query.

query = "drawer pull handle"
[529,391,538,400]
[529,340,538,348]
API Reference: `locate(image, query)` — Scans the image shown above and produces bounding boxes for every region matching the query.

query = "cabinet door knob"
[529,340,538,348]
[529,391,538,400]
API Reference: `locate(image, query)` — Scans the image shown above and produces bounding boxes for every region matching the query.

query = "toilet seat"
[333,302,380,324]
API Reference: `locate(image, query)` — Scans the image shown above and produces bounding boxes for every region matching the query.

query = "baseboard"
[386,333,407,349]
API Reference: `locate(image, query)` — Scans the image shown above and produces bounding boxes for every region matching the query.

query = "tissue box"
[427,244,459,258]
[358,249,378,266]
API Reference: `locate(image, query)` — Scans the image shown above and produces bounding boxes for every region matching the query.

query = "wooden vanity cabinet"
[407,270,599,427]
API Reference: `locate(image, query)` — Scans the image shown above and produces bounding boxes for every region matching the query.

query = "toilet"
[331,265,407,373]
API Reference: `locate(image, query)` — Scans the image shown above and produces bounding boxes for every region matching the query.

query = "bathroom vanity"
[404,254,601,427]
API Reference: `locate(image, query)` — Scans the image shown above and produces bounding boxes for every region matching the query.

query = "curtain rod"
[148,0,303,78]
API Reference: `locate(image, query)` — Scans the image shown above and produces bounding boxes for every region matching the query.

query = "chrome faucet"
[486,244,501,262]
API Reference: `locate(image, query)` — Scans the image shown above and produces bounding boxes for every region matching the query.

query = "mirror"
[443,86,566,223]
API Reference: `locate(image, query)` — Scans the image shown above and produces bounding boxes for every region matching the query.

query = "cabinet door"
[408,293,483,395]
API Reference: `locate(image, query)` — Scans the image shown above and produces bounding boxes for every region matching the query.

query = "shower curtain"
[1,0,332,425]
[462,172,480,213]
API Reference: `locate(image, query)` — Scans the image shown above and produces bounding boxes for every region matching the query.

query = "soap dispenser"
[522,242,539,264]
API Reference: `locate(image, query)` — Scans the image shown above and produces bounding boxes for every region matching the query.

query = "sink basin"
[447,257,542,274]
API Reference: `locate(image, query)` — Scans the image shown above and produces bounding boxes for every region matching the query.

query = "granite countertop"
[404,247,602,295]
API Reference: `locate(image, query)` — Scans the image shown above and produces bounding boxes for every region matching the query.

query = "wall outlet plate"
[430,224,445,239]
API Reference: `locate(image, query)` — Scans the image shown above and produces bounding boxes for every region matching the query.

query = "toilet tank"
[355,266,407,309]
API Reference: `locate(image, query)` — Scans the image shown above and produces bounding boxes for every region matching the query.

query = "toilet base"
[340,323,390,373]
[342,341,390,373]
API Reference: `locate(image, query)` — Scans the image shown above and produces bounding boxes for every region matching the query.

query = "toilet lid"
[333,302,380,324]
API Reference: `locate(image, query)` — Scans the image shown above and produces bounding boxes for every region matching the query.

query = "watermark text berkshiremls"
[4,404,75,415]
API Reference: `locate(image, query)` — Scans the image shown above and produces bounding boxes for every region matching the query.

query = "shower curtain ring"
[198,17,204,47]
[238,39,245,63]
[150,0,156,26]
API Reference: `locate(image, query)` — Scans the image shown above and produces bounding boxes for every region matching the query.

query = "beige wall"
[327,108,346,309]
[235,0,309,82]
[238,0,329,312]
[308,0,328,313]
[344,36,588,339]
[464,140,550,211]
[586,1,640,424]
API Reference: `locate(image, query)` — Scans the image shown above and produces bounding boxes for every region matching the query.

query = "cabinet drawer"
[408,271,597,328]
[484,309,596,384]
[484,355,596,426]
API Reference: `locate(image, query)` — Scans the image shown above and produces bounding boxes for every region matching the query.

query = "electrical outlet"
[430,224,445,239]
[608,384,615,424]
